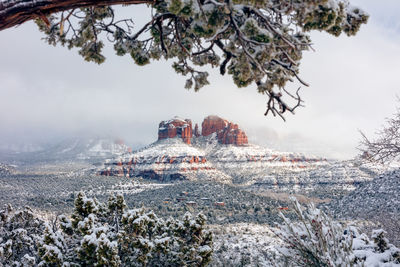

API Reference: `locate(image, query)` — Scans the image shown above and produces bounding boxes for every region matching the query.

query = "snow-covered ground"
[99,136,390,203]
[329,169,400,246]
[211,223,281,266]
[0,163,15,175]
[104,138,232,183]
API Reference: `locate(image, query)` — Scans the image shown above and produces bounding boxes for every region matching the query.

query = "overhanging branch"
[0,0,153,31]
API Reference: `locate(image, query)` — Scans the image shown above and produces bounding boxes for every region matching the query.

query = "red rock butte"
[158,117,193,144]
[202,115,248,146]
[158,115,248,146]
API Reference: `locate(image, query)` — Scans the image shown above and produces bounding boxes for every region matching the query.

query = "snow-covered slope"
[0,142,44,153]
[74,138,130,160]
[101,138,232,183]
[249,160,384,192]
[0,137,132,166]
[329,169,400,245]
[100,135,325,184]
[211,223,281,266]
[330,169,400,217]
[199,137,326,185]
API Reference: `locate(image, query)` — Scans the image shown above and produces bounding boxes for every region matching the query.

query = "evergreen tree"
[37,192,213,266]
[0,205,45,266]
[0,0,368,119]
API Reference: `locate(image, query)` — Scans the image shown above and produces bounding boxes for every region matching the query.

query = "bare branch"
[262,84,303,121]
[359,105,400,163]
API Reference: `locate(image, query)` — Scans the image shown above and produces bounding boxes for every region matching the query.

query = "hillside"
[102,138,232,183]
[0,137,132,167]
[328,169,400,245]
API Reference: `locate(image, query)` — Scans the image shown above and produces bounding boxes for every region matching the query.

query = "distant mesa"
[158,115,248,146]
[99,115,250,181]
[99,115,327,182]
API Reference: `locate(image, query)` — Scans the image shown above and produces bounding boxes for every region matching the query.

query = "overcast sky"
[0,0,400,159]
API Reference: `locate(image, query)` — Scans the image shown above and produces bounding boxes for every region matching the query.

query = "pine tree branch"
[0,0,153,31]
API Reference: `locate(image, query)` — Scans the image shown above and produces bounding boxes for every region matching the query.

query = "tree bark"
[0,0,153,31]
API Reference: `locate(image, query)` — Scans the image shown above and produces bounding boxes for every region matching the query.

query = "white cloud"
[0,2,399,159]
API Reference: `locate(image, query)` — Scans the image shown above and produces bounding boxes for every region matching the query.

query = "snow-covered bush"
[275,198,400,266]
[38,191,213,266]
[0,205,45,266]
[0,192,213,266]
[352,229,400,266]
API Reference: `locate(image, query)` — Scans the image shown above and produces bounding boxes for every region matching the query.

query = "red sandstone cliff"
[202,116,229,137]
[158,115,248,146]
[158,117,193,144]
[201,115,248,146]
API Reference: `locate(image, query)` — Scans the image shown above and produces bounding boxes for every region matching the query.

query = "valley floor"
[0,161,399,265]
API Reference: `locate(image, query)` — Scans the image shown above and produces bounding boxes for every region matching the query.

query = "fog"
[0,0,399,159]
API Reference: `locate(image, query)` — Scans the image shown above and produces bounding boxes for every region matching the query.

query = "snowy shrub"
[275,198,400,266]
[0,205,45,266]
[38,191,213,266]
[352,229,400,266]
[0,192,213,266]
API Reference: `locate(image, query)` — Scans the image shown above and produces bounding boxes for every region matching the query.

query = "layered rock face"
[202,116,229,136]
[202,115,248,146]
[158,117,193,144]
[158,115,247,146]
[99,138,231,183]
[217,122,248,145]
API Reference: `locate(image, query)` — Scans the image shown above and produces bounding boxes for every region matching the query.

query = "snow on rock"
[247,159,385,194]
[158,117,193,144]
[194,135,328,186]
[202,115,248,146]
[100,138,231,183]
[98,115,384,195]
[157,115,248,146]
[98,132,325,184]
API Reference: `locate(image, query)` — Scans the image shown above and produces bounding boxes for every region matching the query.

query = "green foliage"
[131,48,150,66]
[242,19,270,43]
[37,192,213,267]
[34,0,368,117]
[0,205,44,266]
